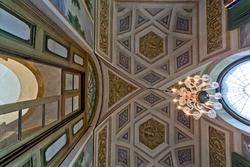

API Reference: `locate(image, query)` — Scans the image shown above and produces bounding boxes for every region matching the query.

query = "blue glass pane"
[0,7,31,40]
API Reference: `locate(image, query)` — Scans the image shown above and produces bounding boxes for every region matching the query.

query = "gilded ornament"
[207,0,223,54]
[99,0,109,55]
[209,127,226,167]
[108,71,136,107]
[139,118,165,149]
[98,127,107,167]
[139,31,164,60]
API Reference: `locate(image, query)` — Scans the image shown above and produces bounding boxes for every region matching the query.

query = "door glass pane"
[22,106,42,139]
[65,97,73,115]
[45,101,58,126]
[74,75,79,90]
[73,96,79,111]
[65,73,73,90]
[0,112,18,150]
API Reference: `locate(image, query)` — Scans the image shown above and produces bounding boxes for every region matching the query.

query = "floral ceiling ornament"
[151,74,223,120]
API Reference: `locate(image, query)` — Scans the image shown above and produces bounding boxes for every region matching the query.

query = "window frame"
[0,3,36,46]
[217,55,250,125]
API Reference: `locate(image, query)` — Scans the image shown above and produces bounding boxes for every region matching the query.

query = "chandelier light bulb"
[194,75,200,81]
[200,109,206,113]
[178,81,184,85]
[177,106,182,110]
[173,98,178,103]
[205,102,210,106]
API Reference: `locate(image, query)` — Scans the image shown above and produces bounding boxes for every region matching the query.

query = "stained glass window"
[220,58,250,123]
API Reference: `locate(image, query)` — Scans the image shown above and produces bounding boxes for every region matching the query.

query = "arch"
[208,50,250,133]
[0,55,42,124]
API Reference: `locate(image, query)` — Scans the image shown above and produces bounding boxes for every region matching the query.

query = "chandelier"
[153,74,223,120]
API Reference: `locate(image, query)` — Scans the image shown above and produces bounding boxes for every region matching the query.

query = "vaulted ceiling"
[93,0,246,167]
[92,0,234,167]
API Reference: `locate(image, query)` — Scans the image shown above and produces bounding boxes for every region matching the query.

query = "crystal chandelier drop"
[169,74,222,120]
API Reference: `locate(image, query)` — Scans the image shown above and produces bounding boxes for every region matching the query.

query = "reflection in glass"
[0,118,18,150]
[65,97,72,115]
[74,75,79,90]
[73,96,79,111]
[45,101,58,125]
[65,73,73,90]
[22,107,42,139]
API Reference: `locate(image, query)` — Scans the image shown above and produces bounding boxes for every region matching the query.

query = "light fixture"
[151,74,223,120]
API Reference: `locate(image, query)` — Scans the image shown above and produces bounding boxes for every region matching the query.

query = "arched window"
[0,58,39,124]
[218,56,250,125]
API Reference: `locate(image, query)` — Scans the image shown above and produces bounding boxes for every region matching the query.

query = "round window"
[218,57,250,125]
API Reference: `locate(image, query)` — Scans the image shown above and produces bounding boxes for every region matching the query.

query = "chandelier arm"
[198,83,208,90]
[194,102,203,110]
[194,103,202,111]
[201,103,213,110]
[203,87,217,91]
[146,88,176,97]
[187,101,194,110]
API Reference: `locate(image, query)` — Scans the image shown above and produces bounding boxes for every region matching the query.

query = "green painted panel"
[232,152,250,167]
[228,0,250,30]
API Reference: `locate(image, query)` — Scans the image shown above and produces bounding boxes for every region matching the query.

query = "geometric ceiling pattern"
[94,1,201,167]
[95,89,199,167]
[94,0,232,167]
[112,2,198,88]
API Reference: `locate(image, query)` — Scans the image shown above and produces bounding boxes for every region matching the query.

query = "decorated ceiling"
[93,0,250,167]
